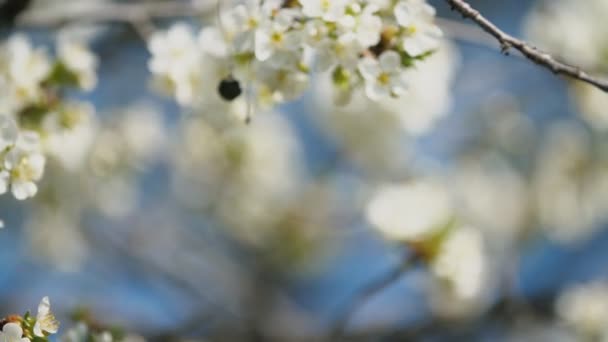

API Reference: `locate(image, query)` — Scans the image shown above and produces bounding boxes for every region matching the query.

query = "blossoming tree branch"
[1,0,608,341]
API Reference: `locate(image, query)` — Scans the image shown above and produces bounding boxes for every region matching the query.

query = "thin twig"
[445,0,608,92]
[330,253,419,340]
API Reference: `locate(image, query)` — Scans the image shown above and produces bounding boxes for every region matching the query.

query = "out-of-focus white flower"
[58,38,98,90]
[533,122,608,242]
[5,35,51,108]
[573,84,608,131]
[43,101,97,171]
[0,322,29,342]
[119,103,166,164]
[394,0,442,56]
[366,180,452,242]
[300,0,349,22]
[61,322,88,342]
[26,209,89,271]
[525,0,608,69]
[358,50,408,100]
[431,226,486,300]
[557,281,608,338]
[0,115,18,151]
[427,226,494,318]
[451,154,528,240]
[33,296,59,337]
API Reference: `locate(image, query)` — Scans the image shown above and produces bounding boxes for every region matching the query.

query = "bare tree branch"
[445,0,608,93]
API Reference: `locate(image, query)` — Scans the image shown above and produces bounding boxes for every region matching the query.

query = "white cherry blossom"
[394,0,443,56]
[33,296,59,337]
[358,50,408,100]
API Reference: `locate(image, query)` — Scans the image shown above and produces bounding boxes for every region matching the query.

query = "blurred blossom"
[0,31,97,224]
[172,111,305,245]
[429,225,494,317]
[0,323,29,342]
[525,0,608,130]
[573,84,608,131]
[533,122,608,242]
[118,103,166,166]
[366,179,452,242]
[525,0,608,70]
[43,101,97,171]
[57,38,99,90]
[557,281,608,339]
[451,153,528,241]
[25,208,88,272]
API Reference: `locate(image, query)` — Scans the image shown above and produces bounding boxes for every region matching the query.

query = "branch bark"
[445,0,608,93]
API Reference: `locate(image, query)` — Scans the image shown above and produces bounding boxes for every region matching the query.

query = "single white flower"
[0,323,29,342]
[358,50,408,100]
[394,0,442,56]
[33,296,59,337]
[254,10,302,63]
[366,180,452,241]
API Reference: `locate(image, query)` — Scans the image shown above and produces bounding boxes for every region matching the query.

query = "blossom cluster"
[0,296,58,342]
[0,295,144,342]
[0,34,97,203]
[148,0,442,118]
[366,179,491,314]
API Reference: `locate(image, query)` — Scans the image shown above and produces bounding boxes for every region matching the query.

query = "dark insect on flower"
[218,75,242,101]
